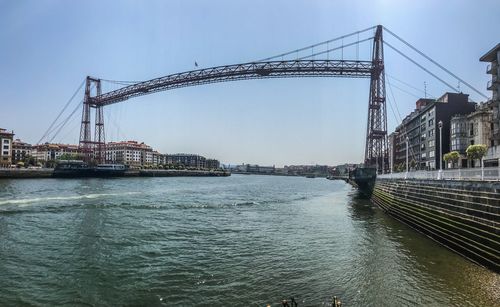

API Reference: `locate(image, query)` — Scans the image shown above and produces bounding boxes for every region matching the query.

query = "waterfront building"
[166,154,207,168]
[392,93,475,171]
[450,114,469,164]
[450,102,493,167]
[105,140,153,167]
[206,159,220,169]
[32,143,80,163]
[12,139,32,164]
[480,43,500,165]
[0,128,14,167]
[152,151,165,166]
[246,164,275,174]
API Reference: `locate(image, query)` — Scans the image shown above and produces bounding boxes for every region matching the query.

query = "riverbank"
[0,168,230,179]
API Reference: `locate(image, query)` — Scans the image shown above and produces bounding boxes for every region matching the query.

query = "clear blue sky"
[1,0,498,166]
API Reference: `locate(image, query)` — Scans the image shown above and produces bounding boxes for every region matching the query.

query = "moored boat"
[53,161,127,178]
[53,160,93,178]
[93,164,126,177]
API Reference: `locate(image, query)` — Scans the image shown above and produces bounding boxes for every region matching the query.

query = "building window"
[429,129,434,137]
[3,145,8,150]
[428,119,434,127]
[3,139,9,144]
[429,150,435,158]
[2,151,8,155]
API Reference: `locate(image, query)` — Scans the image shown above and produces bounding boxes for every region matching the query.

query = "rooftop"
[479,43,500,62]
[0,128,14,136]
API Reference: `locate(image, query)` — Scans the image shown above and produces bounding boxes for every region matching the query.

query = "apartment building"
[480,43,500,164]
[166,154,207,168]
[0,128,14,167]
[392,93,476,170]
[450,102,493,167]
[105,140,153,166]
[12,139,33,164]
[32,143,80,162]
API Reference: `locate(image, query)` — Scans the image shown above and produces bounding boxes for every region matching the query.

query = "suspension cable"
[37,79,85,144]
[383,26,487,100]
[48,100,82,143]
[384,41,460,94]
[387,74,435,98]
[297,37,374,60]
[257,26,376,61]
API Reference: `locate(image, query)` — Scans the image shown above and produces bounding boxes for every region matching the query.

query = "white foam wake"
[0,192,140,206]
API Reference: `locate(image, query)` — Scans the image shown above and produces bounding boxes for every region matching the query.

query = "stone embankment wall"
[0,168,53,178]
[372,179,499,272]
[0,169,230,179]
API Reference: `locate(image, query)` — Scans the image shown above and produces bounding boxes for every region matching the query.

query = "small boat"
[305,174,316,178]
[53,160,93,178]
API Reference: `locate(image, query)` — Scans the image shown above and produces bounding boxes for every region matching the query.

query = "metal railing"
[379,167,500,181]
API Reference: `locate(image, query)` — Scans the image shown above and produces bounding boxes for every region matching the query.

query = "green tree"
[443,151,460,169]
[410,159,416,170]
[466,144,488,167]
[22,154,36,166]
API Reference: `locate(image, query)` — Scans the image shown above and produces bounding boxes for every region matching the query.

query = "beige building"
[12,139,32,163]
[105,140,154,166]
[0,128,14,167]
[450,102,493,167]
[32,143,80,162]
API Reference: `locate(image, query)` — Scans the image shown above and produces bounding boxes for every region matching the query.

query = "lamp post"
[405,136,409,179]
[390,139,393,174]
[438,120,443,180]
[390,132,399,175]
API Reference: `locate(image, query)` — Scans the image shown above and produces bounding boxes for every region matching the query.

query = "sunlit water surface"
[0,175,498,306]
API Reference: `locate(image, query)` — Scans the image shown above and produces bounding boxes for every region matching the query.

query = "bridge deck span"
[90,60,373,106]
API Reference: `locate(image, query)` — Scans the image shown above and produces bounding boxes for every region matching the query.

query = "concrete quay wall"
[0,168,54,178]
[0,168,230,179]
[372,178,500,272]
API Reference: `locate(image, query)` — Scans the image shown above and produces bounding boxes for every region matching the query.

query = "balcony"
[487,62,498,74]
[487,76,498,90]
[493,128,500,139]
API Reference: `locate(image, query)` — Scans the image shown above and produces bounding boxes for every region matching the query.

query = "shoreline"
[0,168,231,179]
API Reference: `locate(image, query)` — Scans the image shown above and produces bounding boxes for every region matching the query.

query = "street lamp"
[438,120,443,180]
[405,136,409,179]
[390,132,400,175]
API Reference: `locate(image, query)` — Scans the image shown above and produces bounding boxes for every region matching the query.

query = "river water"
[0,175,498,306]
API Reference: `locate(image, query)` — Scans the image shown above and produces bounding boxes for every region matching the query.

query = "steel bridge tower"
[79,76,105,164]
[364,25,388,173]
